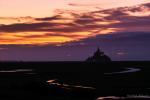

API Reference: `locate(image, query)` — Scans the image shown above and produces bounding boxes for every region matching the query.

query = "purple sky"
[0,0,150,61]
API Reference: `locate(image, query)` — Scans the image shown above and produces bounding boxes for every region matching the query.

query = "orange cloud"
[0,2,150,45]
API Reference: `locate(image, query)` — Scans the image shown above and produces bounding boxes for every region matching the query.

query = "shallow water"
[104,67,141,75]
[0,62,149,100]
[97,95,150,100]
[0,69,34,73]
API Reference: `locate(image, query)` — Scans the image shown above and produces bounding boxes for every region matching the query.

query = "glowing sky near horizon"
[0,0,150,45]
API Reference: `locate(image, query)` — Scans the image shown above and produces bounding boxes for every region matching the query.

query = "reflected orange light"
[46,80,57,83]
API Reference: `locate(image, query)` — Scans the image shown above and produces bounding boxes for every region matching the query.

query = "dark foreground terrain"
[0,61,150,100]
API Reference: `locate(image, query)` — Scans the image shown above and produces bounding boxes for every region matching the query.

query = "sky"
[0,0,150,61]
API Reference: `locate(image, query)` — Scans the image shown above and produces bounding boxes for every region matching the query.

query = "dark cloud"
[0,22,79,33]
[143,3,150,8]
[1,2,150,61]
[67,31,150,45]
[35,15,62,21]
[70,3,150,31]
[111,19,150,28]
[0,22,58,32]
[1,2,150,40]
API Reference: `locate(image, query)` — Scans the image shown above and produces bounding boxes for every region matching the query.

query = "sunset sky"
[0,0,150,61]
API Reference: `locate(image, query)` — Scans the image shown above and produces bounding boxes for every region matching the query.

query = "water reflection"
[0,69,33,73]
[104,68,141,75]
[97,96,122,100]
[46,79,95,90]
[97,95,150,100]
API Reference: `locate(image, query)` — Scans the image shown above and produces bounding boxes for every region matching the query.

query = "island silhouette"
[86,48,111,62]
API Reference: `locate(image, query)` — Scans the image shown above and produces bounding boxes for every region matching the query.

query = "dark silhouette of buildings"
[86,48,111,62]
